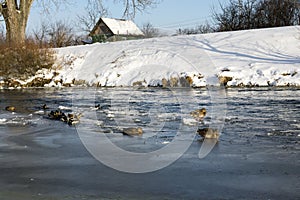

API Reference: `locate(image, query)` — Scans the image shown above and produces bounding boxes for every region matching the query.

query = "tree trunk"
[1,0,34,45]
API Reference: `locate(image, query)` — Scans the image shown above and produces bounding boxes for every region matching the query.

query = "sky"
[25,0,227,35]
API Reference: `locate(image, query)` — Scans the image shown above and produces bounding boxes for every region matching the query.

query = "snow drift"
[4,26,300,88]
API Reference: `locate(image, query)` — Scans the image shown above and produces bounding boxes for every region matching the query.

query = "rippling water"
[0,87,299,199]
[0,87,299,157]
[1,88,299,140]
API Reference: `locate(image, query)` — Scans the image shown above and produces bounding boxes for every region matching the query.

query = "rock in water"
[122,127,143,136]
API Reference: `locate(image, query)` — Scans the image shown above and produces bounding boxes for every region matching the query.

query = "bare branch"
[141,22,160,38]
[114,0,159,19]
[213,0,300,32]
[77,0,108,33]
[47,20,76,47]
[34,0,72,14]
[32,21,49,46]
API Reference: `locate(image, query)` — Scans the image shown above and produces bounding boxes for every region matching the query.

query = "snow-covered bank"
[2,26,300,88]
[54,26,300,87]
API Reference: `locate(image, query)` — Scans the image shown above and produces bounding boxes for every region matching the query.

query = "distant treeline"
[178,0,300,35]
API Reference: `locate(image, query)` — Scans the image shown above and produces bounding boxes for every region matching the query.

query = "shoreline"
[1,85,300,90]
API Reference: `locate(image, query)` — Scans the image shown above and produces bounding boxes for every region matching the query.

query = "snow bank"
[50,26,300,87]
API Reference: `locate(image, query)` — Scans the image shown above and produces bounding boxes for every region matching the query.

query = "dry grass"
[0,41,55,81]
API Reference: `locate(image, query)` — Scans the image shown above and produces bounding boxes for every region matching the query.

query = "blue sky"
[26,0,227,34]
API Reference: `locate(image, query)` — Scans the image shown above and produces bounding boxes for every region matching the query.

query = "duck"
[90,104,101,111]
[190,108,206,121]
[42,104,49,110]
[67,113,82,125]
[48,110,82,125]
[60,112,68,122]
[48,110,68,122]
[197,128,220,139]
[5,106,16,112]
[95,104,101,109]
[122,127,143,136]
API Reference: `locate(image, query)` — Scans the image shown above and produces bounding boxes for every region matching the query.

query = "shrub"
[0,41,55,81]
[92,34,107,43]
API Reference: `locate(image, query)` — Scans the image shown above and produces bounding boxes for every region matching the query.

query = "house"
[89,17,144,42]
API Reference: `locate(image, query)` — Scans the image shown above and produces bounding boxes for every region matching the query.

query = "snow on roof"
[101,18,144,36]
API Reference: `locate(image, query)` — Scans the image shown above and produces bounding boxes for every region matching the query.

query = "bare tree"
[213,0,300,32]
[141,22,160,38]
[0,0,159,45]
[47,21,75,48]
[32,22,49,47]
[77,1,108,34]
[255,0,300,28]
[0,0,34,45]
[177,22,215,35]
[213,0,256,31]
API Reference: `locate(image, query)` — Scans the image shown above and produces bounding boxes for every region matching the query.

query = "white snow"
[51,26,300,87]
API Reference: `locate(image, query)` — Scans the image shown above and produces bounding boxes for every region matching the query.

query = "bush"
[92,34,107,43]
[0,41,55,81]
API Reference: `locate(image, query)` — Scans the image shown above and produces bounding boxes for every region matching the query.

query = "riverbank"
[1,26,299,89]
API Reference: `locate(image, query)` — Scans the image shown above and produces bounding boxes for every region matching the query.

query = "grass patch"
[0,41,55,81]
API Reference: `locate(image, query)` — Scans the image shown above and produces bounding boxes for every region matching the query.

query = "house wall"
[107,35,145,42]
[92,22,113,37]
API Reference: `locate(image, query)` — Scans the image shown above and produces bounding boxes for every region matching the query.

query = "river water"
[0,87,299,199]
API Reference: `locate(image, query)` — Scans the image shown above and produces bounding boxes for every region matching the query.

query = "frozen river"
[0,87,299,199]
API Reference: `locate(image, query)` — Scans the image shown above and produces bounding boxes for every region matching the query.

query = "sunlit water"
[0,87,299,199]
[1,87,299,142]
